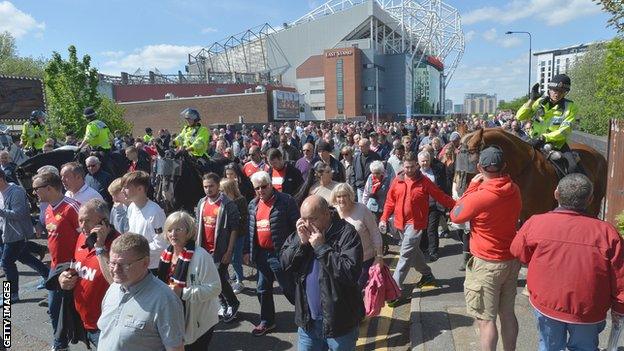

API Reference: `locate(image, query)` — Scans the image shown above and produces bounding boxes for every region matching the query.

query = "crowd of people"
[2,73,624,351]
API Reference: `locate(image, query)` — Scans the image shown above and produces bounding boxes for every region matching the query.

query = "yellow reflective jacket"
[173,124,210,157]
[20,121,47,150]
[84,120,112,150]
[516,97,577,149]
[143,134,153,143]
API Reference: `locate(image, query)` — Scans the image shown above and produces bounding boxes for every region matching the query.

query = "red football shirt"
[271,167,287,192]
[243,161,268,178]
[72,231,120,330]
[46,197,81,267]
[202,199,221,252]
[256,196,275,249]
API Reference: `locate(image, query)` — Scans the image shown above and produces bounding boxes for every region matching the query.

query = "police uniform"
[21,121,47,151]
[516,96,577,150]
[173,124,210,158]
[84,119,112,150]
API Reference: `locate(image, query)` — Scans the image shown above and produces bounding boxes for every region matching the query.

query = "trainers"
[232,281,245,294]
[37,278,46,290]
[222,302,240,323]
[428,253,439,262]
[218,304,226,318]
[416,274,436,288]
[251,322,276,336]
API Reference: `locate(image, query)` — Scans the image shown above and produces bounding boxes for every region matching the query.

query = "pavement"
[3,237,624,350]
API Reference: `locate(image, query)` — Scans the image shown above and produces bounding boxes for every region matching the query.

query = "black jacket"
[195,194,241,263]
[280,215,364,338]
[267,162,304,196]
[327,156,346,183]
[353,151,381,189]
[431,158,450,195]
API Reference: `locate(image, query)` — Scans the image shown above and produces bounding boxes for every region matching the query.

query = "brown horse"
[455,128,607,220]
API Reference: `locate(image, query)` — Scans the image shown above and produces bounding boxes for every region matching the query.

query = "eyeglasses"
[254,184,269,191]
[108,256,146,272]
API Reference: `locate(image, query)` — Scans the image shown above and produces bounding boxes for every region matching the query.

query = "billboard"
[272,90,300,120]
[0,76,45,121]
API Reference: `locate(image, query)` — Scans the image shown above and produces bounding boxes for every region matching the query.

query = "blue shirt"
[305,259,322,320]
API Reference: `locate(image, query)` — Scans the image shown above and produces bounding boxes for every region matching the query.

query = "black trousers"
[218,263,239,307]
[420,207,443,255]
[185,327,215,351]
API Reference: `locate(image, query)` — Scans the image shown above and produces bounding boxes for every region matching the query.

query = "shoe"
[222,302,240,323]
[439,231,450,238]
[38,298,48,307]
[232,281,245,294]
[37,278,46,290]
[218,304,226,318]
[428,253,439,262]
[387,296,410,308]
[416,274,436,288]
[251,322,276,336]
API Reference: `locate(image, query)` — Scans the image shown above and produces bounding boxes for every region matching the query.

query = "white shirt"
[127,199,167,269]
[65,182,103,206]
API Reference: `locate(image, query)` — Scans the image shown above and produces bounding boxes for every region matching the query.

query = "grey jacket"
[0,183,34,243]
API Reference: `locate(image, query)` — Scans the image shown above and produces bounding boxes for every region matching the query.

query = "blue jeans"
[255,248,295,325]
[533,308,606,351]
[0,240,49,297]
[231,235,245,282]
[49,287,68,348]
[86,329,100,347]
[298,319,359,351]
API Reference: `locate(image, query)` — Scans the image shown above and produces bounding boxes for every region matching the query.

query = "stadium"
[187,0,465,121]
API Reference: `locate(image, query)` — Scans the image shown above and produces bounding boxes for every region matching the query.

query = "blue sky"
[2,0,617,104]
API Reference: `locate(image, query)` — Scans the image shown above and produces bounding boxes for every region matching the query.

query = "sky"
[1,0,617,104]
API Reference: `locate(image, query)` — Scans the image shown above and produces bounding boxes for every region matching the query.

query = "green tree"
[98,97,133,134]
[595,0,624,33]
[595,38,624,131]
[0,31,46,78]
[498,95,529,113]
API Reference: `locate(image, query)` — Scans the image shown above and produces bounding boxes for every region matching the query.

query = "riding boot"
[563,151,585,175]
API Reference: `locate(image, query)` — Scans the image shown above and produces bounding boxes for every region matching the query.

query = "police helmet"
[180,108,201,121]
[547,74,571,92]
[83,106,97,120]
[30,110,47,123]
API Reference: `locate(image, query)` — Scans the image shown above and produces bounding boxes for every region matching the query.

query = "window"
[540,61,545,67]
[336,59,344,111]
[364,86,384,91]
[310,89,325,94]
[311,106,325,111]
[556,58,560,64]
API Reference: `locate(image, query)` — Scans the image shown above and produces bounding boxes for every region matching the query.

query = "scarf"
[158,240,195,289]
[371,175,383,194]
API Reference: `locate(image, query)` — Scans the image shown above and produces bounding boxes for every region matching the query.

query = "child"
[108,177,129,233]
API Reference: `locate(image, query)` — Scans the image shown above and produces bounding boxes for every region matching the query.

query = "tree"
[498,95,529,113]
[0,31,46,78]
[595,38,624,131]
[98,97,133,135]
[595,0,624,33]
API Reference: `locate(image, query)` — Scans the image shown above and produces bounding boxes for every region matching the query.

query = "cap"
[317,140,332,152]
[479,146,504,171]
[83,107,97,119]
[450,131,461,142]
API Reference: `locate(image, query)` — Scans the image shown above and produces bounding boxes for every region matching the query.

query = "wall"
[0,76,45,121]
[323,47,362,118]
[112,83,294,102]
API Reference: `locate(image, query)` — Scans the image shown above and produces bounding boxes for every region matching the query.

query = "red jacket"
[450,175,522,261]
[380,171,455,231]
[510,208,624,323]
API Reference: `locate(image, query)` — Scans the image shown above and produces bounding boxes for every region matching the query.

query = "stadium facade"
[187,0,464,121]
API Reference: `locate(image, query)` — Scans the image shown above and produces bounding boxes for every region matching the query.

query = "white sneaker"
[232,281,245,294]
[218,305,225,317]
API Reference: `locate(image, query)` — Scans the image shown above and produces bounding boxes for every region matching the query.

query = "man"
[20,110,47,155]
[143,127,154,143]
[340,146,356,190]
[173,108,211,159]
[386,143,405,181]
[509,120,527,140]
[125,145,151,173]
[516,74,579,172]
[123,171,167,274]
[278,133,300,162]
[295,143,319,181]
[352,138,381,202]
[97,234,185,351]
[317,140,345,183]
[379,152,455,307]
[450,146,522,351]
[0,151,18,183]
[510,174,624,350]
[56,199,119,347]
[61,162,103,205]
[266,148,304,196]
[281,195,364,350]
[196,173,241,323]
[243,145,269,178]
[243,171,299,336]
[78,107,111,151]
[85,155,114,204]
[32,171,82,351]
[370,132,390,160]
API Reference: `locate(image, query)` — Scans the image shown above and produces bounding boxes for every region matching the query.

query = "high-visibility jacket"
[173,124,210,157]
[84,120,111,150]
[516,97,577,149]
[143,134,153,143]
[20,121,47,150]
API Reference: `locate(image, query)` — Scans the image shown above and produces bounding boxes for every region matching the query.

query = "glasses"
[108,256,146,271]
[254,184,269,191]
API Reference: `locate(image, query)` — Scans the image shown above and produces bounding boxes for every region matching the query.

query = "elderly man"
[97,234,185,351]
[61,162,103,205]
[243,171,299,336]
[278,133,300,162]
[0,151,18,183]
[352,138,381,202]
[281,195,364,350]
[85,155,113,203]
[295,143,319,181]
[511,174,624,350]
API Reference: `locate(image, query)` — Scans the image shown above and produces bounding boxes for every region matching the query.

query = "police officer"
[516,74,580,172]
[21,110,48,155]
[78,107,112,152]
[173,108,210,159]
[143,127,154,143]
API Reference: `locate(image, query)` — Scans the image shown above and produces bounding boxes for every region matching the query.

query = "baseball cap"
[479,146,504,171]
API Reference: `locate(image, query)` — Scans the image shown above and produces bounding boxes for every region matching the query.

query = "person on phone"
[54,199,120,347]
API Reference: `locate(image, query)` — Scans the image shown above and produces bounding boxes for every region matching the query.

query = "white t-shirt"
[65,183,103,206]
[127,200,167,269]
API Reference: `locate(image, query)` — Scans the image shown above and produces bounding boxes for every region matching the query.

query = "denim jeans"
[0,240,49,297]
[49,288,68,348]
[231,235,245,282]
[533,308,606,351]
[297,319,359,351]
[86,329,100,347]
[255,248,295,325]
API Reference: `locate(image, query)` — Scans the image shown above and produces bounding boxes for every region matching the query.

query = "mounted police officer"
[20,110,47,156]
[516,74,581,173]
[173,108,210,160]
[78,106,112,152]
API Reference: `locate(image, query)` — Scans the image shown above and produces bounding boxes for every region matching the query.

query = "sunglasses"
[254,184,269,191]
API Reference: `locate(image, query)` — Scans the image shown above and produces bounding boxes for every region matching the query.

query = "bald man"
[281,195,365,350]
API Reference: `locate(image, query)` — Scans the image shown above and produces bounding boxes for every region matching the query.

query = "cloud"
[100,44,203,74]
[201,27,218,34]
[464,30,476,43]
[100,50,125,59]
[482,28,497,41]
[462,0,601,26]
[480,28,524,48]
[0,1,45,39]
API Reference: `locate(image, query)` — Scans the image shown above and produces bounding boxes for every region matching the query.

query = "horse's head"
[454,128,485,196]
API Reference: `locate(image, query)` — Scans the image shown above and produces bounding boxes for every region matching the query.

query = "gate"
[605,119,624,225]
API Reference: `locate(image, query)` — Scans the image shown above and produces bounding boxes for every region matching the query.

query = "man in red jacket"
[510,173,624,351]
[450,146,522,351]
[379,151,455,307]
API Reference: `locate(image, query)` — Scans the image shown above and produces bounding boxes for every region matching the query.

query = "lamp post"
[505,31,532,96]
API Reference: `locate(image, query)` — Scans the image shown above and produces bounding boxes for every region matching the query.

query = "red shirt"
[128,162,137,172]
[403,178,415,225]
[271,167,287,192]
[73,231,120,330]
[46,198,81,267]
[243,161,268,178]
[256,196,275,249]
[202,198,221,252]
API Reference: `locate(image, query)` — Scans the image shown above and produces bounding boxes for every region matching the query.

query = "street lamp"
[505,31,532,96]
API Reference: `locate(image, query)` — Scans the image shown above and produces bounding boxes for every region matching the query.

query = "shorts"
[464,256,520,321]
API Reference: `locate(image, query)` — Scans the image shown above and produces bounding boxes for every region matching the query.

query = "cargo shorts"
[464,256,521,321]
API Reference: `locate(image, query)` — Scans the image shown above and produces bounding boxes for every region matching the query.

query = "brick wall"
[119,92,270,136]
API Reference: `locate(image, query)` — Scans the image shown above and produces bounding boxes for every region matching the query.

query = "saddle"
[538,144,584,179]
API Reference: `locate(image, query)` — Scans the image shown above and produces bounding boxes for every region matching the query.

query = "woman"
[220,178,248,294]
[158,211,221,350]
[361,160,391,221]
[331,183,383,290]
[223,162,255,202]
[308,161,339,204]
